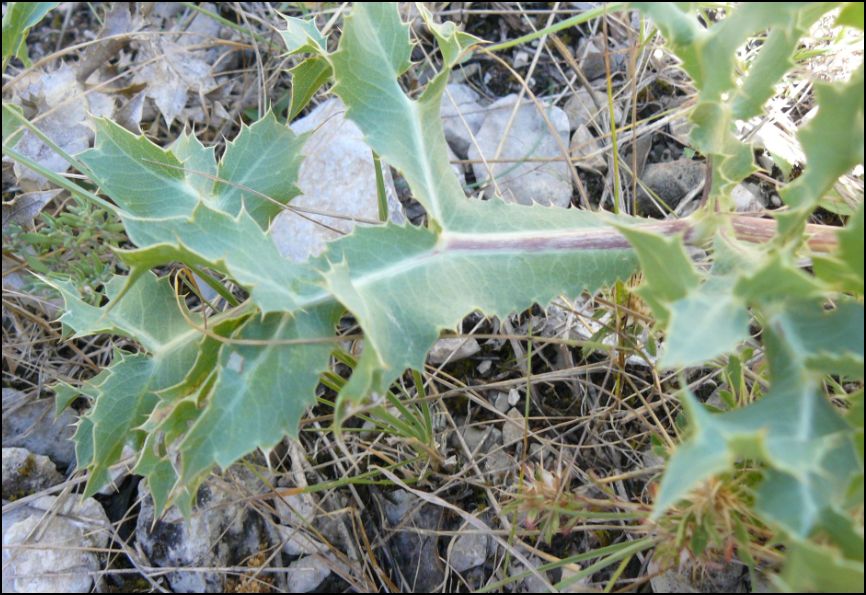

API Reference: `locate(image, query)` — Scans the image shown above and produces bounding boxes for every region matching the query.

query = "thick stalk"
[441,214,838,253]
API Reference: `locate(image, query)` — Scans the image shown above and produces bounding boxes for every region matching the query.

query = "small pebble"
[493,392,510,413]
[502,408,524,446]
[508,389,520,407]
[450,532,489,572]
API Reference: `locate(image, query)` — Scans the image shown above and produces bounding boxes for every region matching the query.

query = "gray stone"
[2,495,110,594]
[428,337,481,365]
[270,98,403,262]
[513,50,531,69]
[483,449,515,481]
[563,87,623,132]
[570,124,606,172]
[502,408,525,446]
[641,448,665,468]
[286,555,332,592]
[2,388,77,470]
[648,556,747,593]
[576,36,625,81]
[450,532,489,572]
[459,425,502,453]
[274,492,316,526]
[384,489,416,525]
[1,502,30,546]
[10,64,113,189]
[580,38,607,80]
[748,117,804,171]
[276,526,328,556]
[508,389,521,407]
[560,565,592,592]
[135,471,269,593]
[636,158,706,216]
[2,447,64,500]
[757,152,775,172]
[384,489,445,592]
[731,182,766,212]
[441,83,486,158]
[493,392,510,413]
[469,95,572,208]
[273,491,328,556]
[529,442,553,464]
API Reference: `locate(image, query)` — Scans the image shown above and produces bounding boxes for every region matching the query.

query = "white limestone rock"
[468,94,572,207]
[441,83,486,157]
[2,495,110,593]
[270,98,404,262]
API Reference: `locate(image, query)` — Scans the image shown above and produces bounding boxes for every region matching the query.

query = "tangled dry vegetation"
[2,2,863,593]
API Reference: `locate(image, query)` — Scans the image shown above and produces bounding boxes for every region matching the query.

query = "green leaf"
[176,306,340,487]
[82,113,308,231]
[654,319,859,538]
[80,118,203,218]
[278,15,333,120]
[615,227,751,368]
[214,111,307,229]
[320,220,637,409]
[777,64,865,235]
[662,277,749,368]
[41,273,217,497]
[79,354,161,496]
[316,3,646,415]
[734,252,825,303]
[776,534,864,592]
[813,202,865,294]
[79,116,317,313]
[329,2,467,225]
[417,4,482,66]
[38,273,192,351]
[2,103,27,147]
[615,225,699,325]
[773,300,864,379]
[280,15,327,55]
[731,5,835,119]
[836,2,865,30]
[134,431,182,517]
[170,132,217,199]
[288,57,332,121]
[2,2,60,69]
[634,3,835,207]
[117,204,318,313]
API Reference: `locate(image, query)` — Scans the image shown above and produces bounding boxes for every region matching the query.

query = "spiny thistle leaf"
[812,202,865,294]
[34,10,861,577]
[214,111,307,229]
[322,3,639,412]
[632,4,863,586]
[654,315,860,538]
[173,306,341,490]
[318,222,638,409]
[49,3,649,512]
[778,64,865,235]
[634,3,836,206]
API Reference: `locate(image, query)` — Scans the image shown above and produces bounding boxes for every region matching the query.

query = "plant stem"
[441,215,839,254]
